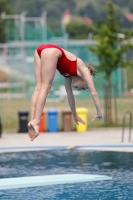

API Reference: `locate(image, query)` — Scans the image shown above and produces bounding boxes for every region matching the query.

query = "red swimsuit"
[36,44,77,78]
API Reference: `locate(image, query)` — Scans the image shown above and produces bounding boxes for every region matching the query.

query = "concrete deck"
[0,128,133,153]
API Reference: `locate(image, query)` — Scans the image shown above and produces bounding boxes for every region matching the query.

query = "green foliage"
[1,0,133,42]
[113,0,131,7]
[89,0,133,82]
[10,0,76,27]
[78,0,133,29]
[0,0,13,43]
[0,18,5,42]
[9,0,133,28]
[129,1,133,13]
[0,0,14,42]
[78,2,106,21]
[66,22,96,39]
[127,67,133,89]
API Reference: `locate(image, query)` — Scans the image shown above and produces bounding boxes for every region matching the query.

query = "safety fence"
[0,12,133,99]
[0,40,124,99]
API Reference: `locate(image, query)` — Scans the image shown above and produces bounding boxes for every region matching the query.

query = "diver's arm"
[78,62,102,117]
[64,78,85,124]
[64,78,77,117]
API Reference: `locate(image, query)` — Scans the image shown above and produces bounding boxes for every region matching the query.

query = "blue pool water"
[0,150,133,200]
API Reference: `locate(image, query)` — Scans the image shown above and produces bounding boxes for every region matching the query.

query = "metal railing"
[0,116,2,138]
[121,111,132,142]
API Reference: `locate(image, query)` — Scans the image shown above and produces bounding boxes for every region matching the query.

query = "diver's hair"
[87,65,97,78]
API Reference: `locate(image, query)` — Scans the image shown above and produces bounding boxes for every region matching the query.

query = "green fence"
[5,21,124,99]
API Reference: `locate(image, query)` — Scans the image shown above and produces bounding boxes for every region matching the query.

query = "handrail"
[121,111,132,142]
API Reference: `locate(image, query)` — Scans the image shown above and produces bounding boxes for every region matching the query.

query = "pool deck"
[0,128,133,153]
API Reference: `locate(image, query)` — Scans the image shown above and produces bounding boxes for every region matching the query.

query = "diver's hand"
[91,114,103,121]
[74,115,86,125]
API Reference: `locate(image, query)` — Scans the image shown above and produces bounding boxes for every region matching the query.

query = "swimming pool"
[0,150,133,200]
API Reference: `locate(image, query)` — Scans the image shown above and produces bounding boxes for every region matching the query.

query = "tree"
[89,0,133,124]
[129,1,133,13]
[9,0,76,27]
[0,0,14,42]
[79,2,107,22]
[79,3,98,21]
[66,22,96,39]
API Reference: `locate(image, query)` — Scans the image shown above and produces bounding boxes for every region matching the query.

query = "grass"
[0,97,132,133]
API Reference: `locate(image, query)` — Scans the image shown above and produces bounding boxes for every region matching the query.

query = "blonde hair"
[87,65,97,77]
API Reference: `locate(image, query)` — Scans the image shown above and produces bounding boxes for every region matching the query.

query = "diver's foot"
[28,120,39,141]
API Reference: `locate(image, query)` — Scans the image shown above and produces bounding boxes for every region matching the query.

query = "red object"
[39,111,45,133]
[125,13,133,21]
[81,17,93,25]
[64,8,70,15]
[36,44,77,78]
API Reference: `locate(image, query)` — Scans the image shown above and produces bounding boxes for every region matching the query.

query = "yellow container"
[76,108,88,132]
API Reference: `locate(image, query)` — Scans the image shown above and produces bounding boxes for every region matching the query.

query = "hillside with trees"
[9,0,133,28]
[0,0,133,42]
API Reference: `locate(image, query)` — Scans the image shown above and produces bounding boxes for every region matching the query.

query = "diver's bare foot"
[28,122,34,141]
[30,119,39,133]
[28,120,39,141]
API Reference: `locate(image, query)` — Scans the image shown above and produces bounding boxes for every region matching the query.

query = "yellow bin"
[76,108,88,132]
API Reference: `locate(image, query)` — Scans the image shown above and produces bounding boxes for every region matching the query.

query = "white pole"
[41,11,47,43]
[118,67,122,97]
[123,68,128,93]
[20,11,27,41]
[20,11,27,97]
